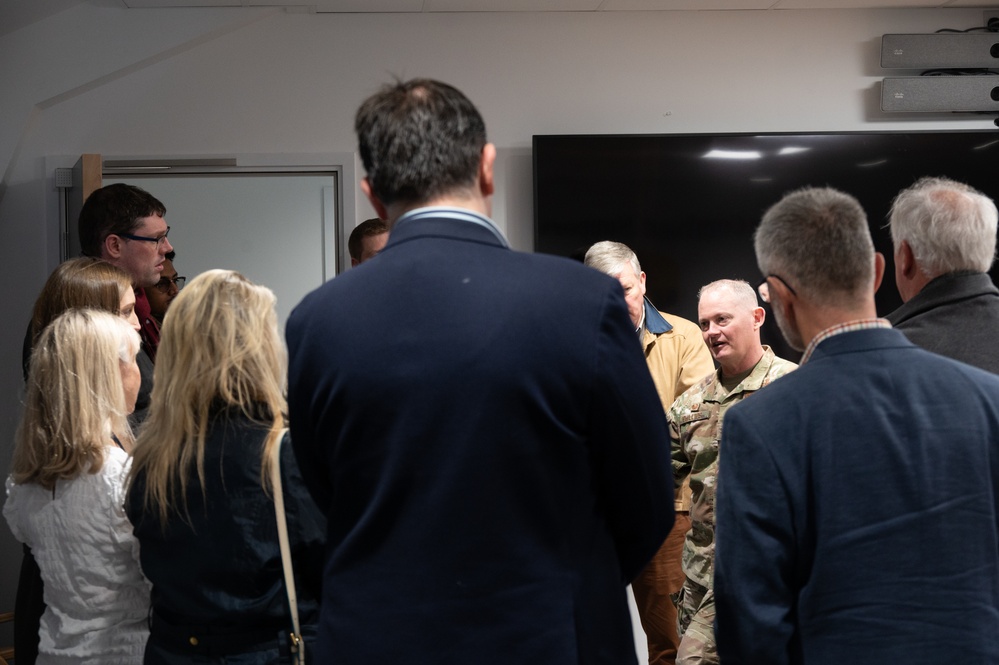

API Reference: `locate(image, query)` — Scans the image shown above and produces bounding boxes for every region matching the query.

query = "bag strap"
[270,427,305,665]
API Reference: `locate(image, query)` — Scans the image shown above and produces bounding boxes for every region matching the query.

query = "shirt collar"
[800,318,892,364]
[643,297,673,335]
[394,206,509,248]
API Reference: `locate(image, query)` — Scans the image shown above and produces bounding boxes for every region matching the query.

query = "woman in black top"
[126,269,325,664]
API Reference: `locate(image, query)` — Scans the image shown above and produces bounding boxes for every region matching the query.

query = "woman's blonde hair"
[128,269,287,526]
[30,257,133,347]
[12,309,140,490]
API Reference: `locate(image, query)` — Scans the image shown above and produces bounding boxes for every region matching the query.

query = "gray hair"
[888,176,997,277]
[755,187,875,305]
[584,241,642,278]
[698,279,759,312]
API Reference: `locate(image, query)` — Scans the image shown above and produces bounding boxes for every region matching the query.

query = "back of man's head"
[755,187,875,307]
[583,240,642,278]
[889,176,998,279]
[79,183,166,258]
[348,218,390,263]
[355,79,487,207]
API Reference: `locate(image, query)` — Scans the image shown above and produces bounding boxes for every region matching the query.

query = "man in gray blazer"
[885,176,999,373]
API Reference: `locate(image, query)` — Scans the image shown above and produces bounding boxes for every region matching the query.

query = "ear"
[104,233,124,260]
[360,177,389,221]
[872,251,886,294]
[768,275,797,322]
[896,241,917,280]
[768,274,796,304]
[478,143,496,198]
[752,306,766,329]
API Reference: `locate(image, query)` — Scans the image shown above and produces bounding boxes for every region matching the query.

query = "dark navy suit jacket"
[714,327,999,665]
[286,208,675,664]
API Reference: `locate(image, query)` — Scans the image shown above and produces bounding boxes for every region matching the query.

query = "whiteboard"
[103,173,337,331]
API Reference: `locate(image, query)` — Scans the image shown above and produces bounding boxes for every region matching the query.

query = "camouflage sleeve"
[669,396,692,491]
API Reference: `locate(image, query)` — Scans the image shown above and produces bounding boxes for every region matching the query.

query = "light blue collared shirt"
[394,206,509,249]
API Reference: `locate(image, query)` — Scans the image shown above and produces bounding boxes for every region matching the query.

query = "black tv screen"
[533,130,999,359]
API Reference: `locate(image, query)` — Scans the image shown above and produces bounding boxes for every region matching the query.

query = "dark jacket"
[126,409,326,659]
[287,208,675,664]
[714,328,999,665]
[886,271,999,374]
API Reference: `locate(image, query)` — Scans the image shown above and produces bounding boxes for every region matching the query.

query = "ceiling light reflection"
[703,150,762,160]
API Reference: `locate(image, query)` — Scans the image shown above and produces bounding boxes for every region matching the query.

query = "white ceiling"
[2,0,996,37]
[113,0,999,9]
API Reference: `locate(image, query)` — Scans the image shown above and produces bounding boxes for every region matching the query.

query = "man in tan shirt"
[585,241,714,665]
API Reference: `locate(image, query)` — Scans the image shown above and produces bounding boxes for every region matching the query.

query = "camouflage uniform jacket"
[669,346,796,589]
[641,298,715,511]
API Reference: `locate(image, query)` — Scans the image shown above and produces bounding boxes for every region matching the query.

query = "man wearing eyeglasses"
[13,182,173,665]
[146,252,185,326]
[713,187,999,665]
[78,182,174,362]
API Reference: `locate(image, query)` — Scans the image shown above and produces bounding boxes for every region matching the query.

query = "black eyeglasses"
[153,275,186,292]
[757,274,797,303]
[119,226,171,248]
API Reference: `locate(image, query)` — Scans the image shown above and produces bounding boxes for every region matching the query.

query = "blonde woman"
[4,309,149,664]
[126,270,324,664]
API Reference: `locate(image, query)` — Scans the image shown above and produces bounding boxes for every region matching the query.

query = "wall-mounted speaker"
[881,76,999,112]
[881,33,999,69]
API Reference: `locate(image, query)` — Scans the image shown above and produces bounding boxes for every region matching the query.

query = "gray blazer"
[886,271,999,374]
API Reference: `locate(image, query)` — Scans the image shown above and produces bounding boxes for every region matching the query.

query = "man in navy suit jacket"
[286,79,675,664]
[713,187,999,665]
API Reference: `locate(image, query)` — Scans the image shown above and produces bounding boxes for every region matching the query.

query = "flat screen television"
[533,130,999,360]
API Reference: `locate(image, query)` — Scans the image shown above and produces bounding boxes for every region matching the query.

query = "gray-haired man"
[886,176,999,373]
[714,186,999,665]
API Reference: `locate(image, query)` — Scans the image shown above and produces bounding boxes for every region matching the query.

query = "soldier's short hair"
[698,279,758,312]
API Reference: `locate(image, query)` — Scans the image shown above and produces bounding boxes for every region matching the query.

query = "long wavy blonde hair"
[12,309,140,490]
[127,269,287,526]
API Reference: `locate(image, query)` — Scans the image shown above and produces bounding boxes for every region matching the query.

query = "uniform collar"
[703,346,781,402]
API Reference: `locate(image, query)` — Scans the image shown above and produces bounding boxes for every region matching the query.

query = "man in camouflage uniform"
[585,241,714,665]
[670,279,796,665]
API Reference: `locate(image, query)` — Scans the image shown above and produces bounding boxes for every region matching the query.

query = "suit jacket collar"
[390,206,509,249]
[806,326,915,364]
[886,271,999,326]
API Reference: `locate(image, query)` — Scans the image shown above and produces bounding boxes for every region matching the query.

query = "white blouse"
[4,446,151,664]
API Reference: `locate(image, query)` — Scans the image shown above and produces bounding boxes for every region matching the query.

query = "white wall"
[0,3,992,643]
